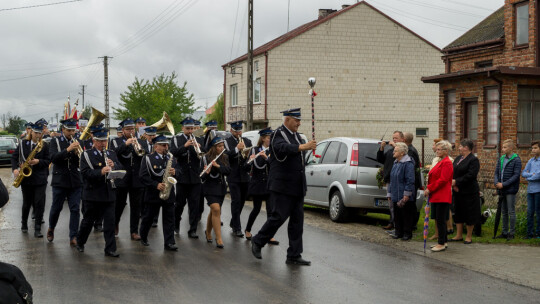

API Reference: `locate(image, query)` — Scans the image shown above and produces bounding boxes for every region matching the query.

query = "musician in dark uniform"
[171,117,204,238]
[116,126,123,138]
[203,120,218,151]
[20,122,32,139]
[110,118,146,240]
[135,117,146,138]
[224,120,252,237]
[75,127,123,257]
[11,122,50,238]
[201,136,230,248]
[82,123,104,151]
[251,108,316,265]
[47,118,83,246]
[35,118,51,139]
[194,119,206,222]
[140,126,159,227]
[243,128,278,245]
[139,135,178,251]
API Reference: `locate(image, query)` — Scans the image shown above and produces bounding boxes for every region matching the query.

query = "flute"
[246,147,269,165]
[200,149,226,177]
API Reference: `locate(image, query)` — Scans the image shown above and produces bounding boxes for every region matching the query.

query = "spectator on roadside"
[522,140,540,239]
[425,140,453,252]
[428,138,455,240]
[377,130,405,230]
[387,142,416,241]
[494,139,522,241]
[404,132,421,231]
[450,139,480,244]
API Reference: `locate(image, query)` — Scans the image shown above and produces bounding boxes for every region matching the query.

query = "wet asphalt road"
[1,179,539,303]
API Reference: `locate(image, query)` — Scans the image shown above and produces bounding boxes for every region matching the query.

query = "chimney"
[342,5,350,9]
[318,9,337,19]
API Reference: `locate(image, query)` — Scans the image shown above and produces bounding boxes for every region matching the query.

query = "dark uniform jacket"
[140,152,177,204]
[83,139,94,151]
[245,146,270,196]
[267,125,306,197]
[201,155,231,196]
[0,261,33,304]
[110,136,146,188]
[49,134,83,188]
[453,154,480,194]
[224,135,252,183]
[171,134,205,184]
[80,147,123,202]
[11,139,50,186]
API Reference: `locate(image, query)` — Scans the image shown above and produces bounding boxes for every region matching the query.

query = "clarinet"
[103,148,116,189]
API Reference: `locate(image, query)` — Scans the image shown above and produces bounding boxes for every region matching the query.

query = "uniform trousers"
[77,200,116,252]
[252,191,304,258]
[229,182,248,231]
[49,186,81,240]
[174,183,201,233]
[197,187,205,222]
[245,194,272,232]
[115,187,143,234]
[21,184,46,227]
[140,202,175,245]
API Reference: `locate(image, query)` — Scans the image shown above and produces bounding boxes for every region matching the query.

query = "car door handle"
[309,171,314,176]
[327,170,331,175]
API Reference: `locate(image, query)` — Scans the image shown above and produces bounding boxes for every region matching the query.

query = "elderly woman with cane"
[424,140,453,252]
[387,142,416,241]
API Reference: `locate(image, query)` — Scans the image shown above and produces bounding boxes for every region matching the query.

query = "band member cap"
[91,128,109,141]
[258,127,273,136]
[194,120,201,126]
[228,120,243,131]
[210,136,225,146]
[144,126,157,136]
[24,122,33,128]
[153,134,170,145]
[88,123,104,133]
[116,126,123,132]
[135,117,146,123]
[280,108,301,120]
[60,118,78,130]
[119,118,135,128]
[35,118,48,126]
[205,120,218,127]
[180,117,195,127]
[31,123,44,133]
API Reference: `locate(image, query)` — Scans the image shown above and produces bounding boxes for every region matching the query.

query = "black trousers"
[115,187,143,234]
[77,200,116,253]
[252,191,304,258]
[140,202,175,245]
[21,184,46,228]
[245,194,272,232]
[197,186,205,221]
[393,200,416,238]
[229,182,248,231]
[432,203,450,245]
[174,183,201,233]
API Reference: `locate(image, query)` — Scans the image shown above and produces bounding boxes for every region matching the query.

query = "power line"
[0,62,100,83]
[0,0,82,12]
[436,0,496,12]
[397,0,485,18]
[229,0,241,61]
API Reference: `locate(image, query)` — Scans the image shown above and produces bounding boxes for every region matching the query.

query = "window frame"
[514,1,530,48]
[230,84,238,107]
[517,86,540,146]
[445,90,457,144]
[463,98,479,141]
[254,77,261,104]
[484,86,500,147]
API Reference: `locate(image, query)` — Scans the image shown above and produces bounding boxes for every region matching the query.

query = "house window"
[463,98,478,141]
[230,84,238,107]
[446,90,456,144]
[516,2,529,46]
[254,61,259,71]
[416,128,428,137]
[517,87,540,144]
[475,60,493,68]
[485,87,500,145]
[254,78,261,103]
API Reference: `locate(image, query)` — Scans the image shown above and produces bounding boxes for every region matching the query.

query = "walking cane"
[308,77,320,158]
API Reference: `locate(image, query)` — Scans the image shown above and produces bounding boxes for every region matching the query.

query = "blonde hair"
[503,139,515,150]
[435,140,452,152]
[394,142,408,155]
[433,138,442,144]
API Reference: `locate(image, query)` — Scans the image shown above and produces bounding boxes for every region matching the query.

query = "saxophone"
[159,152,177,200]
[13,139,43,188]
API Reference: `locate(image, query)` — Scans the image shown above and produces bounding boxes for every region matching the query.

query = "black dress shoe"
[76,244,85,252]
[34,230,43,238]
[164,243,178,251]
[286,257,311,266]
[251,242,262,259]
[21,225,28,233]
[401,235,411,241]
[188,231,199,239]
[268,239,280,245]
[233,230,244,238]
[105,251,120,257]
[140,239,150,246]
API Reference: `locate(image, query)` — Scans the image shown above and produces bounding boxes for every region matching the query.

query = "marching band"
[9,107,313,265]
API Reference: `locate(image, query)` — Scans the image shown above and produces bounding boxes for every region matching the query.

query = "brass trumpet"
[130,134,146,157]
[238,136,252,159]
[190,134,205,159]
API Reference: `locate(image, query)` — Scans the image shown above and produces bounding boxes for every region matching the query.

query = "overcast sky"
[0,0,504,125]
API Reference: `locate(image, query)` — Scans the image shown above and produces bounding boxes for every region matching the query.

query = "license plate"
[0,150,5,154]
[375,199,389,208]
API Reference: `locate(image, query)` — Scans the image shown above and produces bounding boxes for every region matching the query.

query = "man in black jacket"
[251,108,316,265]
[76,127,122,257]
[377,130,404,230]
[224,120,252,238]
[171,117,205,238]
[47,118,83,246]
[404,132,421,230]
[11,122,50,238]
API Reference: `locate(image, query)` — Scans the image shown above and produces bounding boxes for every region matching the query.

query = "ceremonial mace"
[308,77,320,158]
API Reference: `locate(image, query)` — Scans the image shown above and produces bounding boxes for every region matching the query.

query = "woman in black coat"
[244,128,279,245]
[201,137,231,248]
[450,139,480,244]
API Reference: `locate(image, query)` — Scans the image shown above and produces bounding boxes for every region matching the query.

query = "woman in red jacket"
[424,140,453,252]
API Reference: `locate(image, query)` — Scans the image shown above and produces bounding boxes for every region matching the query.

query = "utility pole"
[246,0,254,131]
[55,113,58,123]
[99,56,112,128]
[79,85,86,109]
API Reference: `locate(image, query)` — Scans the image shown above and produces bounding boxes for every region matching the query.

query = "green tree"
[202,94,224,130]
[6,115,25,135]
[113,72,196,134]
[80,105,92,120]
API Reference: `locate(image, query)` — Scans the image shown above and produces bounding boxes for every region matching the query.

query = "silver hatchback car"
[304,137,424,222]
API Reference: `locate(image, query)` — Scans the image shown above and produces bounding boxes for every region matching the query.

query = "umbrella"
[492,193,504,239]
[423,197,430,253]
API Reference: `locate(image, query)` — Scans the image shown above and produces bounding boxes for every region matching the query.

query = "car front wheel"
[329,191,348,222]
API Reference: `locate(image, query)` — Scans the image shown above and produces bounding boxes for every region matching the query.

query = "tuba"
[150,112,175,135]
[80,107,107,141]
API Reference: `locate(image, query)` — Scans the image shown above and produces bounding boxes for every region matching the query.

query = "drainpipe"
[264,52,268,122]
[223,67,227,128]
[488,71,503,158]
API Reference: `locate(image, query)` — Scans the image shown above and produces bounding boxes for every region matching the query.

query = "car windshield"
[0,139,13,147]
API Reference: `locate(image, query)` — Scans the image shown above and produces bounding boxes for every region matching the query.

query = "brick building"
[221,1,443,147]
[422,0,540,191]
